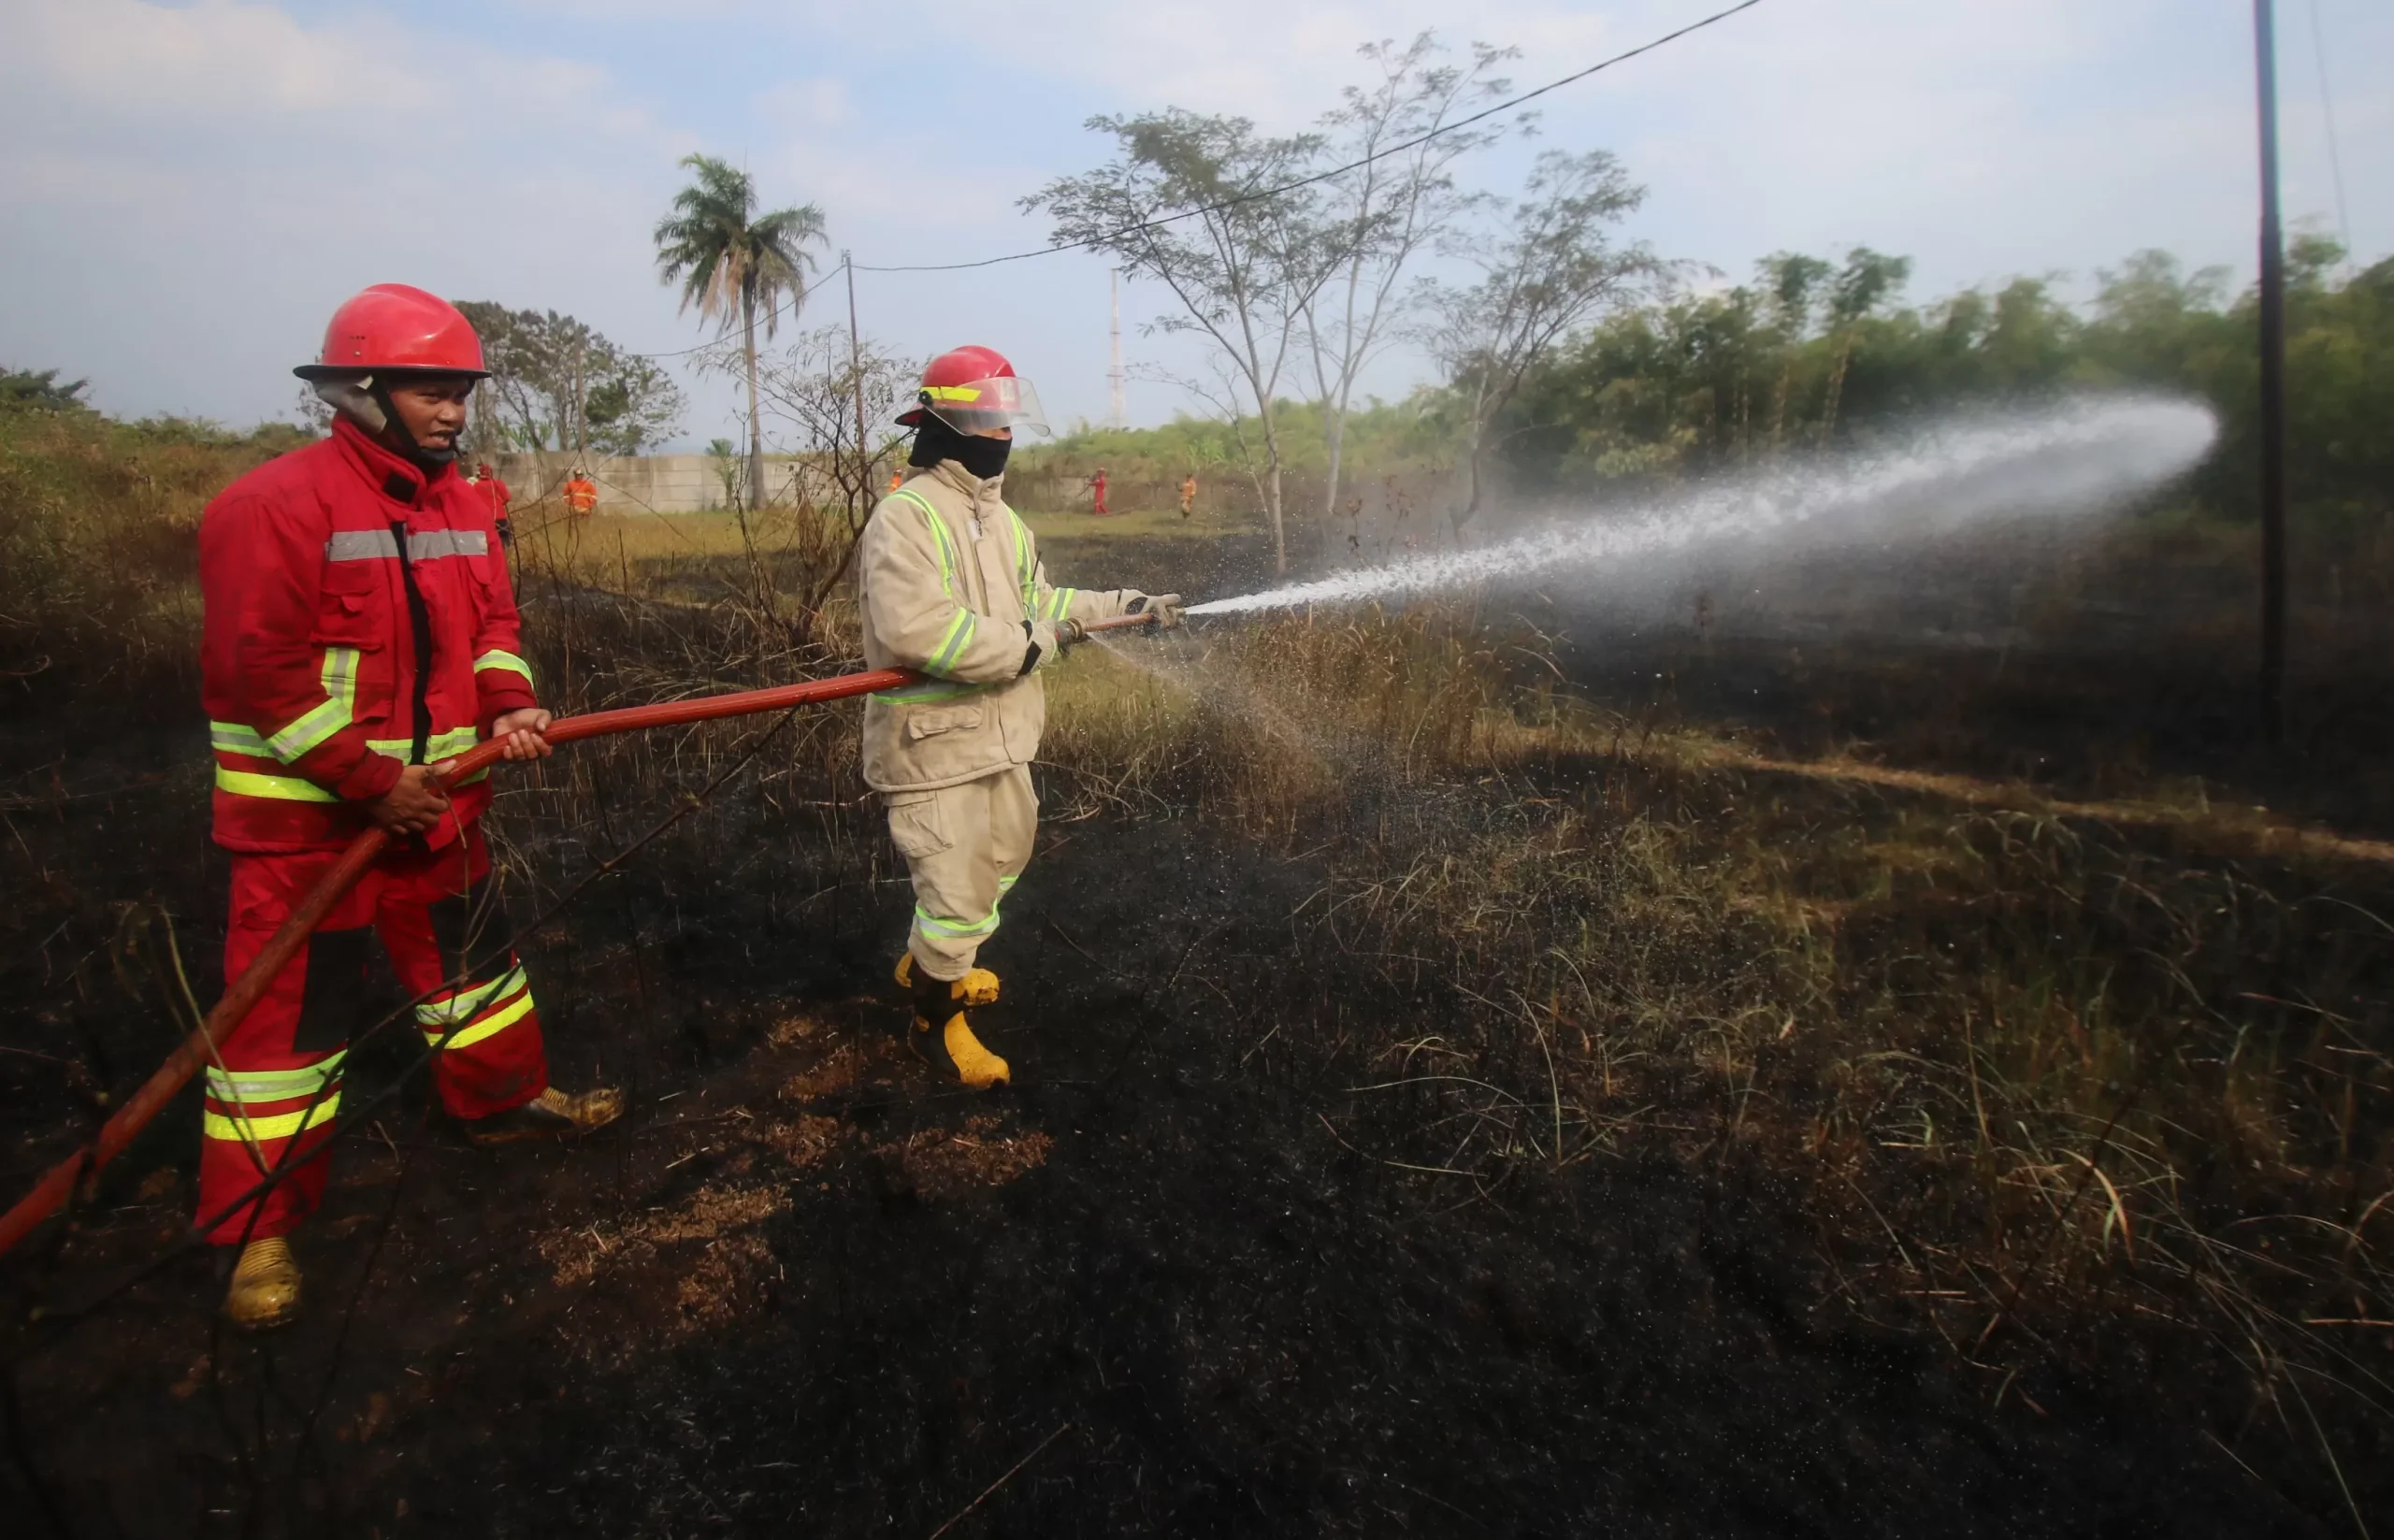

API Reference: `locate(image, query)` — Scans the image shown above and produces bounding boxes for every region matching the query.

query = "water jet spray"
[1189,396,2218,620]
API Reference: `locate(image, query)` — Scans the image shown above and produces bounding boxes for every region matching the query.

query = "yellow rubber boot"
[896,956,1010,1088]
[222,1236,302,1331]
[463,1085,627,1146]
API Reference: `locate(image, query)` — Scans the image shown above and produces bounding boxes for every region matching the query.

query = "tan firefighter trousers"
[884,764,1037,981]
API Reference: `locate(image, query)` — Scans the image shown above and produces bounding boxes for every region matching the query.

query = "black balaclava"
[908,412,1011,481]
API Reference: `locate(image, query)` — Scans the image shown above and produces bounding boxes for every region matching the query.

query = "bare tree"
[1027,110,1340,574]
[1304,36,1512,533]
[1429,150,1657,534]
[751,324,917,615]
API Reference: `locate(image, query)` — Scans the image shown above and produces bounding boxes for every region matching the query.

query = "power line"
[2306,0,2354,264]
[620,0,1766,358]
[853,0,1766,275]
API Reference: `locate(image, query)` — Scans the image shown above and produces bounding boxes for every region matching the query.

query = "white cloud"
[0,0,693,424]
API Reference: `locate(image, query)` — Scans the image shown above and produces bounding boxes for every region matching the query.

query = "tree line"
[1022,229,2389,541]
[1497,235,2389,527]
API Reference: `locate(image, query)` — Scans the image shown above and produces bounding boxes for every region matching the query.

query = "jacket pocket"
[314,560,389,648]
[904,704,986,742]
[884,790,951,859]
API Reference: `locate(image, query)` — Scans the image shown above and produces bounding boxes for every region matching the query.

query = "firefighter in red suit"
[199,283,622,1330]
[471,460,512,548]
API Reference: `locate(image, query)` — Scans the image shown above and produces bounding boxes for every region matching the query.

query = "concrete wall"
[484,451,834,514]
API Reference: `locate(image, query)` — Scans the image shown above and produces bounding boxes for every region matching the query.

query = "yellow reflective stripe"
[915,908,1000,940]
[414,967,526,1027]
[425,987,536,1052]
[367,727,478,761]
[916,871,1017,940]
[204,1093,340,1144]
[474,649,533,684]
[215,765,340,802]
[230,646,361,763]
[929,610,976,674]
[922,384,983,402]
[206,1054,344,1101]
[210,722,274,757]
[893,488,980,674]
[1008,512,1035,610]
[1044,586,1078,621]
[267,697,350,760]
[893,489,958,595]
[322,645,358,708]
[873,680,990,705]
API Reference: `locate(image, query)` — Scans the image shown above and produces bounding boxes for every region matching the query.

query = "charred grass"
[0,425,2387,1533]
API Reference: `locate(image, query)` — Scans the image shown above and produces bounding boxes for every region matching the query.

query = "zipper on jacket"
[389,520,435,764]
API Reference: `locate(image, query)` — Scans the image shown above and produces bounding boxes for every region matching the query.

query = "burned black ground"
[0,720,2339,1537]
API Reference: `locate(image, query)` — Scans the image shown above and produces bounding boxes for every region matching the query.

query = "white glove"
[1126,592,1185,629]
[1019,618,1060,674]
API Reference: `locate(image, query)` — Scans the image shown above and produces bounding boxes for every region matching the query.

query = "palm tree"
[654,154,828,509]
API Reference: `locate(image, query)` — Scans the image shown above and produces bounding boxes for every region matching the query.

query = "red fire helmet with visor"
[896,345,1048,437]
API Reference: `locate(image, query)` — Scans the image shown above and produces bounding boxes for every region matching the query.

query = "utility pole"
[1108,267,1127,431]
[571,334,587,464]
[2255,0,2289,742]
[845,251,870,510]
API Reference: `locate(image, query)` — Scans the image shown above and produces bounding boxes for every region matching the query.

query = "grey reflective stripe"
[325,529,399,562]
[409,528,487,560]
[323,528,487,562]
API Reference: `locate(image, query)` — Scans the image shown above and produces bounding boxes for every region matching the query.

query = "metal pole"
[2256,0,2288,742]
[1108,267,1127,431]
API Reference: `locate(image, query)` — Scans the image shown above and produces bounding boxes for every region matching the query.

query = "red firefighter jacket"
[198,418,539,853]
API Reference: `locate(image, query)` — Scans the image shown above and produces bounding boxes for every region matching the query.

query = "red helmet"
[295,283,488,381]
[897,344,1047,436]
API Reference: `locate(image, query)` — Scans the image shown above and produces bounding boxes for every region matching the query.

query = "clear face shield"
[921,374,1050,438]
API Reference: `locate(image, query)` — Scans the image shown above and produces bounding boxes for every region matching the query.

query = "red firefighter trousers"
[197,823,548,1245]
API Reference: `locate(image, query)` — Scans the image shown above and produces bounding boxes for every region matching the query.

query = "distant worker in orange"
[888,468,906,494]
[1178,470,1197,519]
[1089,466,1110,517]
[563,468,598,517]
[471,460,513,547]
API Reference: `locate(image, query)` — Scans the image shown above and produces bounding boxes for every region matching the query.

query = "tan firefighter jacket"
[857,458,1139,792]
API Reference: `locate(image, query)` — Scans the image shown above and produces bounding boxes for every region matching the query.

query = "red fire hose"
[0,615,1157,1258]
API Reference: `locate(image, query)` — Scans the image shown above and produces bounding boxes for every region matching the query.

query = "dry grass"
[0,411,299,697]
[1031,590,2394,1486]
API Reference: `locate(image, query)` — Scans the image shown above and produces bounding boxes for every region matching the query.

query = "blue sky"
[1,0,2386,446]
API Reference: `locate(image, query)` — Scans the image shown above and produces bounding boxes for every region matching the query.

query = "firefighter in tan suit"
[859,346,1181,1086]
